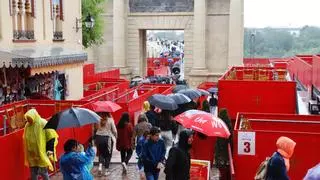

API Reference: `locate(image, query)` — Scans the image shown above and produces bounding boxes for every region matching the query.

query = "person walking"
[60,139,95,180]
[215,108,233,180]
[266,136,296,180]
[133,114,152,145]
[141,127,166,180]
[95,112,117,176]
[165,129,194,180]
[116,112,134,174]
[146,105,160,127]
[23,109,58,180]
[209,93,218,115]
[158,110,178,158]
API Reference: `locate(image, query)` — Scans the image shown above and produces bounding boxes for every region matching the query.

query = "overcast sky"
[244,0,320,28]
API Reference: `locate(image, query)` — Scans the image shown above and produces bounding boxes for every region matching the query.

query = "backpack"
[254,157,271,180]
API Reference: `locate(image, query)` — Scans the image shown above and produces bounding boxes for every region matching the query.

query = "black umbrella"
[172,85,189,93]
[178,89,201,100]
[148,94,178,110]
[44,107,101,130]
[198,89,210,96]
[168,93,191,105]
[208,87,218,94]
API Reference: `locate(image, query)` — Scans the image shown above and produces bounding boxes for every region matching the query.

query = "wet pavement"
[51,145,220,179]
[51,163,220,180]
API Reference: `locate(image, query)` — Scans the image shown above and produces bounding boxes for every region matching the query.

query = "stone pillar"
[113,0,131,77]
[189,0,208,87]
[228,0,244,66]
[18,0,26,39]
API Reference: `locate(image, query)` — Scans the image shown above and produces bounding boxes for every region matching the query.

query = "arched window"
[10,0,35,41]
[51,0,64,41]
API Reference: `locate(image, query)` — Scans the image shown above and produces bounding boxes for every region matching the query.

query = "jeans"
[161,130,173,158]
[30,167,49,180]
[96,135,113,168]
[120,149,133,164]
[145,172,160,180]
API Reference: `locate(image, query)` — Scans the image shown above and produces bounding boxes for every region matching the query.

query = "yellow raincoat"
[23,109,58,171]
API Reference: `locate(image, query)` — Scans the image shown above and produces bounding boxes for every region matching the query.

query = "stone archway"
[127,14,193,76]
[89,0,244,87]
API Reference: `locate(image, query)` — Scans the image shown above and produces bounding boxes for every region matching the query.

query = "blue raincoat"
[60,146,95,180]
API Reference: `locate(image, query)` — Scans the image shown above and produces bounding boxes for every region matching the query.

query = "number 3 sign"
[238,131,256,155]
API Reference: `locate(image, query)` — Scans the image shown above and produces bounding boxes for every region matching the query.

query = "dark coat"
[116,123,133,151]
[141,138,166,173]
[165,130,193,180]
[145,110,159,127]
[266,152,289,180]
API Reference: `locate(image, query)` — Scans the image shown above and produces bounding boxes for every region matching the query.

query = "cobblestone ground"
[51,146,220,179]
[51,163,220,180]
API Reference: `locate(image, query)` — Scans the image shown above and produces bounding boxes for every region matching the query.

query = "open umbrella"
[198,89,210,96]
[304,163,320,180]
[178,89,201,100]
[175,110,230,138]
[172,85,189,93]
[168,93,191,105]
[208,87,218,94]
[148,94,178,110]
[86,101,122,113]
[44,107,101,130]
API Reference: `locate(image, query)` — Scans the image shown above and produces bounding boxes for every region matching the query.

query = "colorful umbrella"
[44,107,101,130]
[175,110,230,138]
[87,101,122,113]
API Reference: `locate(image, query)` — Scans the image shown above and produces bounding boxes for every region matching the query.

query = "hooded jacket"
[165,130,193,180]
[266,136,296,180]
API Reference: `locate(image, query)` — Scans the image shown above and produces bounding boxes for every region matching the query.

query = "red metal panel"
[313,55,320,91]
[218,67,297,121]
[233,113,320,180]
[197,82,218,91]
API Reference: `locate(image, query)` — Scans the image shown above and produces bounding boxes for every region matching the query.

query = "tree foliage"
[82,0,105,48]
[244,26,320,58]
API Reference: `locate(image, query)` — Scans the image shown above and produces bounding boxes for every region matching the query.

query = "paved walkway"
[51,147,220,179]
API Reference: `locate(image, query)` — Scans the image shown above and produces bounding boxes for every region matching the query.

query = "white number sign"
[238,131,256,156]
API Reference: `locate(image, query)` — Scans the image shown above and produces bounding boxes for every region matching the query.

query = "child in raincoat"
[23,109,59,180]
[60,139,95,180]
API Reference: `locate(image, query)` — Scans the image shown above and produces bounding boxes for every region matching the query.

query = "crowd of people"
[21,96,319,180]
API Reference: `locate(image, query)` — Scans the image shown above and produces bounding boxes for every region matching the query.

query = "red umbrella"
[175,110,230,138]
[87,101,122,113]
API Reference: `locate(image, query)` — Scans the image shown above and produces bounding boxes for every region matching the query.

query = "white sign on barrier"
[238,131,256,156]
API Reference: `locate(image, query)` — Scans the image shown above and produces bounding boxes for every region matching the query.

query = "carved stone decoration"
[129,0,194,13]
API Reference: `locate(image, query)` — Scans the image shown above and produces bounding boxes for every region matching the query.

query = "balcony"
[12,30,36,42]
[53,31,64,42]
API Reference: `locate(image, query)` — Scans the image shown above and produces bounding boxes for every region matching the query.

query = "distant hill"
[244,26,320,58]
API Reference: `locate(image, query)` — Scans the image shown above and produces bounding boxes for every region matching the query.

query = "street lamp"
[75,14,95,32]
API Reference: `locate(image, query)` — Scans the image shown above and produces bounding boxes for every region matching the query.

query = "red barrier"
[83,64,120,84]
[313,55,320,91]
[0,100,93,179]
[233,112,320,180]
[218,67,297,120]
[288,56,313,89]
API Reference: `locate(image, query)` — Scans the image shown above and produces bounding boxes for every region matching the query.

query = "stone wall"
[129,0,194,12]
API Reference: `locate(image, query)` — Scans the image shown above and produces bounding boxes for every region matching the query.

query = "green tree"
[82,0,105,48]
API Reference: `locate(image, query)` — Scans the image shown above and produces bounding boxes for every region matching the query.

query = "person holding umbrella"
[60,139,95,180]
[95,112,117,176]
[23,109,58,180]
[116,112,134,174]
